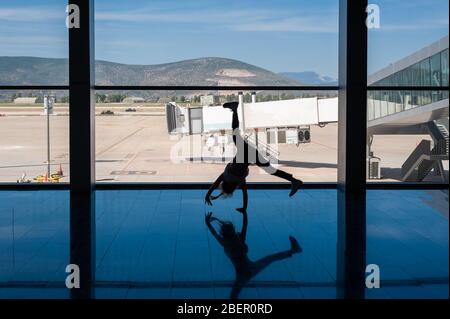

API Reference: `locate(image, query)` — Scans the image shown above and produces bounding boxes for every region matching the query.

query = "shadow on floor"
[380,167,449,182]
[205,210,302,299]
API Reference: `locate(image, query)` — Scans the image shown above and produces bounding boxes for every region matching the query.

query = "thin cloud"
[96,9,267,24]
[0,7,62,22]
[96,8,338,34]
[379,19,449,31]
[0,35,67,45]
[234,17,338,33]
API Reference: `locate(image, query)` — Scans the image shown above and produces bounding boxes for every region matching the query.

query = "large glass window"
[402,68,412,86]
[95,0,339,87]
[95,90,338,183]
[367,0,448,183]
[431,53,442,86]
[0,0,447,301]
[441,49,449,87]
[0,1,68,85]
[368,0,449,76]
[422,90,432,105]
[411,62,421,86]
[0,90,70,183]
[94,0,340,183]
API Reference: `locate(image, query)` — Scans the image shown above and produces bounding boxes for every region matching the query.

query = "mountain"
[0,56,305,87]
[279,71,337,86]
[0,57,69,86]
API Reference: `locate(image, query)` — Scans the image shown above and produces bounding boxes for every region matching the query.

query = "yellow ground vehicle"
[34,174,62,183]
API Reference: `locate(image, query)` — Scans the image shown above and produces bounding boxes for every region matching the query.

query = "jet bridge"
[166,96,339,138]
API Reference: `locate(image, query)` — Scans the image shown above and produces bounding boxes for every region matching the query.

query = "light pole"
[44,95,54,179]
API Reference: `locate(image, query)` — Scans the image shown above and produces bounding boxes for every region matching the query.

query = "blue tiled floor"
[0,189,447,299]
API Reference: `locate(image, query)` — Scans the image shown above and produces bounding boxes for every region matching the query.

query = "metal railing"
[245,134,280,160]
[401,140,431,181]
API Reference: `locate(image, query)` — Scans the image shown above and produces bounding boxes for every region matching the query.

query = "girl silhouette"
[205,102,303,212]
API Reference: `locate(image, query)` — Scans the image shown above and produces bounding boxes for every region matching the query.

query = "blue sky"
[0,0,448,77]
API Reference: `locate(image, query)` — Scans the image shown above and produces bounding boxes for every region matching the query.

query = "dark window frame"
[1,0,448,301]
[0,1,447,191]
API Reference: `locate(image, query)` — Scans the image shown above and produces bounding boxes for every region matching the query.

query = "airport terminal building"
[0,1,448,302]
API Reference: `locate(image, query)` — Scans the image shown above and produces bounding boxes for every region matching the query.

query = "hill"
[279,71,337,86]
[0,56,304,86]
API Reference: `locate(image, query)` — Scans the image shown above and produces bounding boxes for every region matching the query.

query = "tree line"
[1,92,337,104]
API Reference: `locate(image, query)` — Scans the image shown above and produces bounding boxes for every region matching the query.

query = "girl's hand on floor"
[205,195,213,206]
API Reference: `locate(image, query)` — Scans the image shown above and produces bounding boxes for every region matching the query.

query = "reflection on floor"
[0,189,448,299]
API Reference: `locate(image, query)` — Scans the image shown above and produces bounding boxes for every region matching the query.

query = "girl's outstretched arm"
[236,181,248,213]
[205,212,224,246]
[205,173,224,205]
[240,210,248,242]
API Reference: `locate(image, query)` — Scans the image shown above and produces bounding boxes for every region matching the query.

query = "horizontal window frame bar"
[0,183,70,190]
[0,182,447,191]
[367,86,449,91]
[1,86,448,92]
[94,85,339,91]
[95,182,336,190]
[366,182,448,190]
[0,182,335,190]
[0,86,69,90]
[1,277,447,289]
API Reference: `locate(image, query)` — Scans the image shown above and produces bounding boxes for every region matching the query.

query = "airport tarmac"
[0,109,448,183]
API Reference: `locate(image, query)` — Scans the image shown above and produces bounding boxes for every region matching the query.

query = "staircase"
[401,120,449,182]
[435,122,449,155]
[416,158,437,181]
